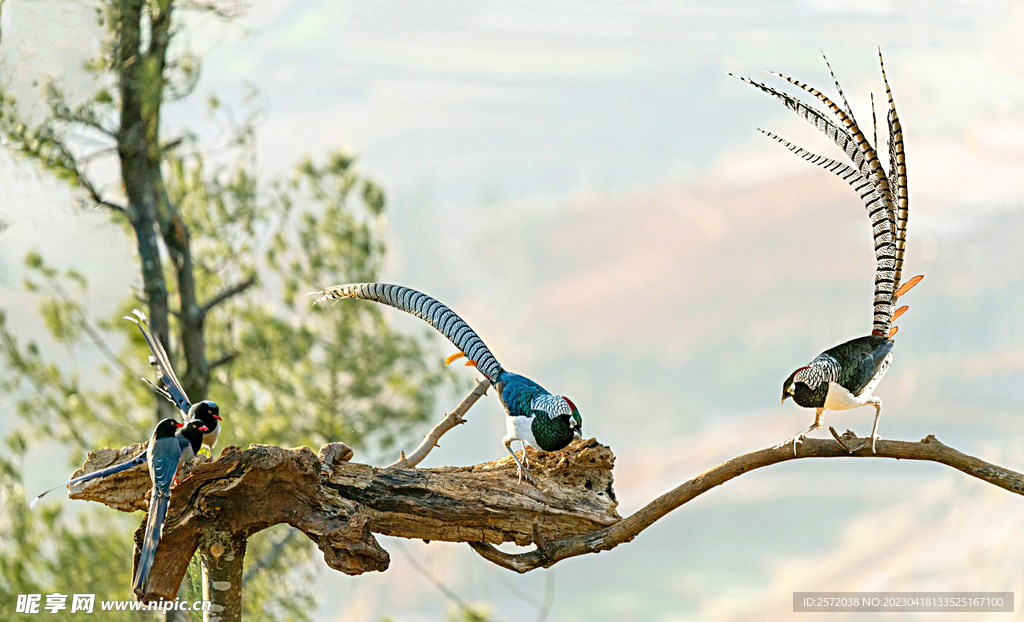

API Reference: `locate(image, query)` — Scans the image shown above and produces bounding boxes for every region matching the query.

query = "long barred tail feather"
[755,127,896,335]
[730,74,862,171]
[880,49,909,291]
[821,50,858,124]
[760,69,895,217]
[735,55,911,336]
[313,284,505,383]
[871,93,878,152]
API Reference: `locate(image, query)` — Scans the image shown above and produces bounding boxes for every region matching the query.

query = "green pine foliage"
[0,2,452,619]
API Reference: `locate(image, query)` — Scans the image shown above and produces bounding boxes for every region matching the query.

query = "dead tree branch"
[62,427,1024,619]
[387,379,489,468]
[468,430,1024,573]
[68,438,618,606]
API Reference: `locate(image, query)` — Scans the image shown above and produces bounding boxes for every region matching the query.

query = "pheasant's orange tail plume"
[444,352,466,366]
[888,326,899,338]
[891,305,909,322]
[895,274,923,299]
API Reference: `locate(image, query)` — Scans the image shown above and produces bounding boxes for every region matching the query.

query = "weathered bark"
[200,532,246,622]
[70,438,619,609]
[66,428,1024,620]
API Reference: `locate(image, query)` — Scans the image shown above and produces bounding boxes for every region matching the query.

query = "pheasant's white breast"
[506,414,538,448]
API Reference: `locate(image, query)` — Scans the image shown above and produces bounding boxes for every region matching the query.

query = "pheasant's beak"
[781,394,790,405]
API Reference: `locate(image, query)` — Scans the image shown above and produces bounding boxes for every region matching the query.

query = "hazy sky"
[3,1,1024,620]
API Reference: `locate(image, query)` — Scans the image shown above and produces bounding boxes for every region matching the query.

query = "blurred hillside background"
[2,1,1024,620]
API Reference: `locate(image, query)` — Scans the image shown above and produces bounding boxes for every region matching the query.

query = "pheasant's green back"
[825,335,893,395]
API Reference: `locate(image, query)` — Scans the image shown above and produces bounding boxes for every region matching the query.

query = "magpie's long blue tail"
[30,451,147,509]
[132,491,169,595]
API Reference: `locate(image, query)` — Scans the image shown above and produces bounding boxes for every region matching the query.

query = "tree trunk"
[201,532,247,622]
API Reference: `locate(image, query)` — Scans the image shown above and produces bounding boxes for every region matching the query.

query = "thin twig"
[536,570,554,622]
[387,379,489,468]
[393,541,477,615]
[242,530,299,585]
[469,431,1024,573]
[46,277,134,375]
[200,276,256,316]
[208,351,240,371]
[829,425,855,453]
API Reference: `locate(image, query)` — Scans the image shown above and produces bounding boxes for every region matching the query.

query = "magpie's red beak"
[198,425,209,432]
[174,422,185,428]
[213,414,222,421]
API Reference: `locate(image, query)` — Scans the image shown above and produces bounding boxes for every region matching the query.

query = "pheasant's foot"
[851,434,880,453]
[772,434,804,457]
[516,464,538,486]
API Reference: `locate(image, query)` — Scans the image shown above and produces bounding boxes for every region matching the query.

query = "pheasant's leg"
[503,435,537,485]
[868,401,882,453]
[772,409,824,457]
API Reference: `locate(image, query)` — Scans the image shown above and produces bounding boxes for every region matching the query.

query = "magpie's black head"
[179,419,210,442]
[154,418,184,439]
[189,400,221,427]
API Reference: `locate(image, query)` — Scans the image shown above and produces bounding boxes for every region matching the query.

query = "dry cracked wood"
[68,438,619,602]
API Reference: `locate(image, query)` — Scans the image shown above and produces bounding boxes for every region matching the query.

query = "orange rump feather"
[895,275,924,299]
[888,326,899,338]
[444,352,466,366]
[891,305,909,322]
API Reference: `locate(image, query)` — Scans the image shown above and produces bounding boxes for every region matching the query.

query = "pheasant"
[734,50,923,454]
[312,283,582,484]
